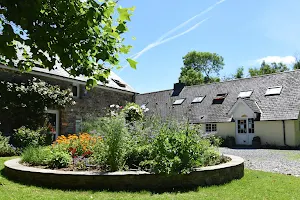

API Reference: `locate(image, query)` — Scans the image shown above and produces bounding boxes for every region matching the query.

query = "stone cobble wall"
[4,155,244,191]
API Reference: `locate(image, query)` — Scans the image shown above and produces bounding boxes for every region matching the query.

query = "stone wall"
[0,69,134,135]
[4,155,244,191]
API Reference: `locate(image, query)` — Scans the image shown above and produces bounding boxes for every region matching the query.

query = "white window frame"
[238,90,253,98]
[192,96,205,103]
[173,98,185,105]
[72,83,80,98]
[265,86,282,96]
[205,123,217,133]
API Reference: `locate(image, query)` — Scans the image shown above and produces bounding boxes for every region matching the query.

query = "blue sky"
[116,0,300,93]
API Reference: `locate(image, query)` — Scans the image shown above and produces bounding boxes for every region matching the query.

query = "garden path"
[220,147,300,176]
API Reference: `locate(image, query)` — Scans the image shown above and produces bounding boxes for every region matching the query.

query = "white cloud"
[256,56,296,65]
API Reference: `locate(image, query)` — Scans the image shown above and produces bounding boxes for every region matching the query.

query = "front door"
[236,118,254,145]
[45,110,59,140]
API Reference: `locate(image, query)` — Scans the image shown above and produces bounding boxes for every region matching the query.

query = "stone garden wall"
[4,155,244,191]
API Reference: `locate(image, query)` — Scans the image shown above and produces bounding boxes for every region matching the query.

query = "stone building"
[0,65,135,138]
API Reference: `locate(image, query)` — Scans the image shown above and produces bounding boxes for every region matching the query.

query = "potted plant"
[225,136,235,148]
[252,136,261,148]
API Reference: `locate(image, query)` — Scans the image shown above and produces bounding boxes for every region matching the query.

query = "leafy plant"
[48,150,71,169]
[122,102,144,122]
[22,146,52,166]
[0,133,16,156]
[142,120,222,174]
[102,115,129,171]
[0,78,75,132]
[12,126,40,149]
[0,0,136,88]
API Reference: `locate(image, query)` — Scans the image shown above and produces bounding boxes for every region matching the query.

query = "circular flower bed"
[4,154,244,191]
[5,104,245,190]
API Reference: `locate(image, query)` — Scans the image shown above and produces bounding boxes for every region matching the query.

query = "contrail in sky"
[121,0,226,69]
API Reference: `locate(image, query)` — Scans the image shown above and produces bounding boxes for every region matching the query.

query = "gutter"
[282,120,287,146]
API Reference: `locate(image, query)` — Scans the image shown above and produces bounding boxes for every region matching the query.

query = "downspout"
[282,120,287,146]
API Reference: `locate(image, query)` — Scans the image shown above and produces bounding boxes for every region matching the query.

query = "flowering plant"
[0,77,75,131]
[55,133,102,158]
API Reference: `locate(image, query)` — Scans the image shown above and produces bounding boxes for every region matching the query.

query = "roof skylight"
[265,86,282,96]
[238,90,253,98]
[212,93,227,104]
[192,96,205,103]
[112,78,126,88]
[173,98,185,105]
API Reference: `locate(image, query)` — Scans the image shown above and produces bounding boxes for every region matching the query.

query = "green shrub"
[122,102,144,122]
[0,133,16,156]
[90,139,108,169]
[12,126,40,149]
[97,115,129,171]
[142,120,222,174]
[22,146,52,166]
[22,146,71,169]
[125,144,151,169]
[48,150,71,169]
[204,135,223,147]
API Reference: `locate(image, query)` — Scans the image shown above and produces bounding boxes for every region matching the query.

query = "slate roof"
[242,99,261,114]
[135,70,300,123]
[0,65,135,93]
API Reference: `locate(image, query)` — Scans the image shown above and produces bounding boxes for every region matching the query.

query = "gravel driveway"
[220,147,300,176]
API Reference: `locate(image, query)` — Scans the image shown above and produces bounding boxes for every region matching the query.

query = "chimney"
[171,83,185,96]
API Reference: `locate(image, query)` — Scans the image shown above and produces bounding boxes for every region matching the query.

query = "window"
[237,119,247,133]
[206,123,217,132]
[265,86,282,96]
[212,93,227,104]
[248,118,254,133]
[192,96,205,103]
[75,117,82,133]
[72,84,80,98]
[173,98,185,105]
[112,78,126,88]
[238,90,253,98]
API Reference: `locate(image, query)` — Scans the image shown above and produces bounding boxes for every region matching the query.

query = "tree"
[180,51,224,84]
[179,67,204,86]
[0,0,136,88]
[234,67,244,79]
[249,61,289,77]
[293,54,300,70]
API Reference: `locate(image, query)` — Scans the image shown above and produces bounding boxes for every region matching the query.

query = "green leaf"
[132,36,136,40]
[86,79,97,90]
[126,58,137,69]
[120,45,132,54]
[118,7,131,22]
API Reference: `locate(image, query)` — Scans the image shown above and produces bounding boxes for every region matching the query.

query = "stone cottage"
[135,70,300,147]
[0,64,135,138]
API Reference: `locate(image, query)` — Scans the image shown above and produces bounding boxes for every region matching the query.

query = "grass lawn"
[1,157,300,200]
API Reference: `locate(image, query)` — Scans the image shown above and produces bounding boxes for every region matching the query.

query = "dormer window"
[238,90,253,98]
[112,78,126,88]
[72,83,80,98]
[212,93,227,104]
[192,96,205,104]
[173,98,185,105]
[265,86,282,96]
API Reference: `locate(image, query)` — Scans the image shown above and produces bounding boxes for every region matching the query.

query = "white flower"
[115,105,120,109]
[110,104,115,108]
[141,105,146,110]
[144,108,149,112]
